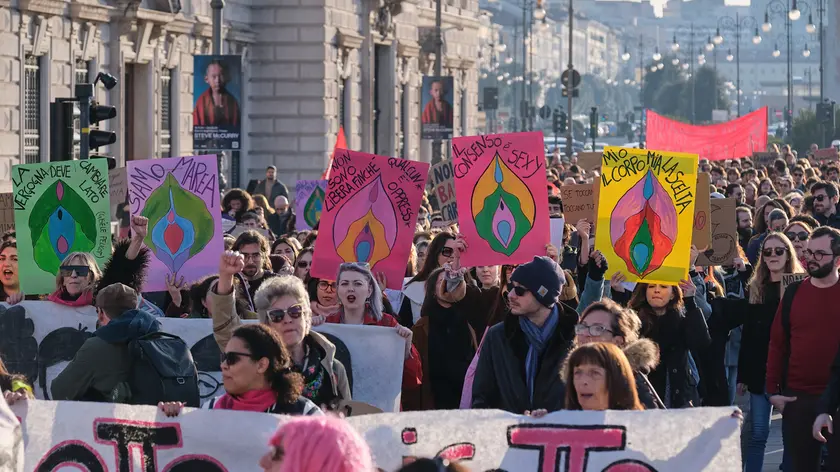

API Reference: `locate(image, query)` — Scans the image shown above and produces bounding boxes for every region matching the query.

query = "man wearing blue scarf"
[472,256,579,414]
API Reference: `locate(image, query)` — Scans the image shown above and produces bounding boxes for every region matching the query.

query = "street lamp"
[789,0,801,20]
[726,49,734,61]
[652,47,661,61]
[658,62,665,70]
[672,57,680,65]
[716,13,760,116]
[622,48,631,61]
[806,14,816,33]
[533,1,546,20]
[803,43,811,57]
[713,28,724,45]
[753,28,762,44]
[706,36,715,51]
[763,13,772,32]
[671,35,680,51]
[773,44,781,56]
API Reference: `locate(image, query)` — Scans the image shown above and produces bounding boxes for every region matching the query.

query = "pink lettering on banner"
[508,424,626,472]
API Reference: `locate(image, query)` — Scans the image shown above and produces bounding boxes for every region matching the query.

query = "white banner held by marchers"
[0,302,404,412]
[10,400,741,471]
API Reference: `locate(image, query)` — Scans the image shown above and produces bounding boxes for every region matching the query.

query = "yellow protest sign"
[594,147,699,285]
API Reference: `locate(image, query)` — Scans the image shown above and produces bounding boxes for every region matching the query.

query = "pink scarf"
[47,289,94,307]
[213,388,277,412]
[311,301,339,318]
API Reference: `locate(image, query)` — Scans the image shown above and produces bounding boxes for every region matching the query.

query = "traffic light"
[817,101,836,127]
[559,111,567,134]
[86,102,117,169]
[50,99,80,161]
[552,109,560,136]
[589,107,598,140]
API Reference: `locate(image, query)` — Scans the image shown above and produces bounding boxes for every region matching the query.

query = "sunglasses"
[785,231,809,242]
[440,247,455,258]
[221,351,257,366]
[506,283,528,297]
[816,194,830,202]
[762,247,788,257]
[60,265,90,277]
[296,261,310,268]
[267,304,304,323]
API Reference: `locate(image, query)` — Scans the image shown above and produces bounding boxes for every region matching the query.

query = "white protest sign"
[0,302,404,412]
[10,400,741,471]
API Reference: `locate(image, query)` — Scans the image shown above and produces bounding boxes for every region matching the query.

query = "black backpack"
[127,332,200,407]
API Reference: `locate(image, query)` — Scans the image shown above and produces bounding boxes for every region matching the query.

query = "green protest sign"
[12,160,111,294]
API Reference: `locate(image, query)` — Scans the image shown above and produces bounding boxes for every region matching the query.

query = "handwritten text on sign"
[602,147,695,215]
[128,155,218,214]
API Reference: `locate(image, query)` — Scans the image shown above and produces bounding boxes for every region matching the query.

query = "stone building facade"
[0,0,480,188]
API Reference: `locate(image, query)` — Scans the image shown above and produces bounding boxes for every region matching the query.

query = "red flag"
[321,127,347,180]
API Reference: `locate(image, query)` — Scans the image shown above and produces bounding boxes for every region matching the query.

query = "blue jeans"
[726,366,738,405]
[743,392,773,472]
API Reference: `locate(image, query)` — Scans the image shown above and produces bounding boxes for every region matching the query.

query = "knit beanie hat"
[510,256,564,308]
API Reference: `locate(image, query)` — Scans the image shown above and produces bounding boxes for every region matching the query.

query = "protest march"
[6,127,840,472]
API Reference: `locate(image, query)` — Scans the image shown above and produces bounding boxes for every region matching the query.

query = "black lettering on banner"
[95,419,181,472]
[163,456,228,472]
[35,440,107,472]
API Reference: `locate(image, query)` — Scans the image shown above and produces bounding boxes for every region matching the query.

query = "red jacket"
[325,311,423,395]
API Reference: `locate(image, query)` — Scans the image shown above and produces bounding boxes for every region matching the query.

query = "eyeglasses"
[241,252,262,261]
[574,323,614,337]
[221,351,258,366]
[506,283,528,297]
[267,304,304,323]
[318,281,336,292]
[804,249,837,262]
[440,247,455,258]
[785,231,809,242]
[296,261,310,268]
[762,247,788,257]
[60,265,90,277]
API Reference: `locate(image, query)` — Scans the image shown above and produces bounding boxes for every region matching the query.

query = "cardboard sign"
[108,167,128,221]
[559,183,596,223]
[13,401,742,471]
[429,161,457,223]
[781,273,807,295]
[692,173,712,248]
[576,151,602,171]
[813,148,839,162]
[696,198,739,266]
[227,224,270,239]
[0,193,14,235]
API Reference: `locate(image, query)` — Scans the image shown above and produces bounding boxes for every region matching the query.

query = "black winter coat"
[623,339,666,409]
[471,302,578,413]
[613,291,711,408]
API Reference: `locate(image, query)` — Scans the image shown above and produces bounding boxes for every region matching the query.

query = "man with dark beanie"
[471,256,579,414]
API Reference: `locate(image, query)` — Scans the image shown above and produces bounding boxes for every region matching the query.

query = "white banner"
[9,400,741,471]
[0,302,403,412]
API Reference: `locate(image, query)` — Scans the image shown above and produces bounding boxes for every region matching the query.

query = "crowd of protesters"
[4,144,840,471]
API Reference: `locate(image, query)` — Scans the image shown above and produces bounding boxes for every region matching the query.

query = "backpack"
[778,279,803,393]
[127,332,200,407]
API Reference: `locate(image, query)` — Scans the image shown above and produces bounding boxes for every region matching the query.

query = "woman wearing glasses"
[208,251,351,409]
[717,232,804,472]
[573,299,664,409]
[293,247,313,281]
[160,324,322,416]
[784,221,813,267]
[306,277,338,323]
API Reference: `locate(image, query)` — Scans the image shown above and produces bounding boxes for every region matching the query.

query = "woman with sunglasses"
[784,221,813,266]
[321,263,423,402]
[399,232,465,327]
[208,251,351,409]
[160,324,322,416]
[293,247,314,281]
[720,232,804,472]
[573,299,664,409]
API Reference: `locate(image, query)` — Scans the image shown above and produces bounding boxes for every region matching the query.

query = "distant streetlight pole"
[565,0,574,158]
[715,12,761,117]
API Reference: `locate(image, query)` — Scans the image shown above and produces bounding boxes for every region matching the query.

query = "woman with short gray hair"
[209,251,351,409]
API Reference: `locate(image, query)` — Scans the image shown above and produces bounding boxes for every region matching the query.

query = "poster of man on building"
[421,76,454,140]
[193,55,242,151]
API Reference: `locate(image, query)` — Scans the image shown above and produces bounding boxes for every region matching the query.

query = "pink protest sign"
[127,155,224,291]
[309,150,429,289]
[452,131,550,267]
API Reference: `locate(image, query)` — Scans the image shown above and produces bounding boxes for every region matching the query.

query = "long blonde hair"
[747,232,804,304]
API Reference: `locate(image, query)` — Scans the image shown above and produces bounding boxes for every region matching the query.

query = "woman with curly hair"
[222,188,254,222]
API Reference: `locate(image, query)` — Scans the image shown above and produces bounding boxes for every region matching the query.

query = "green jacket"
[50,337,130,402]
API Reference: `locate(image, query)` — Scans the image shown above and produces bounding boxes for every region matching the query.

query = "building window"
[74,58,90,86]
[338,78,347,129]
[24,55,41,164]
[399,83,407,158]
[160,68,173,157]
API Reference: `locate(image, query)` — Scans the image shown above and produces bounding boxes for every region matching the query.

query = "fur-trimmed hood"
[95,238,150,296]
[623,338,660,375]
